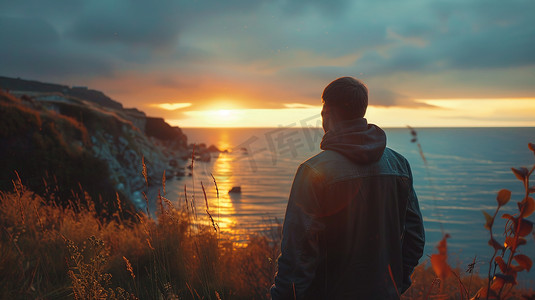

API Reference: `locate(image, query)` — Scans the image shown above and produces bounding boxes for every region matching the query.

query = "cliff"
[0,76,189,212]
[0,76,123,110]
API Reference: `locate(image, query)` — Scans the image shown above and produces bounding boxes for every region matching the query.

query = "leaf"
[494,273,516,284]
[430,234,452,281]
[497,189,512,207]
[490,276,506,291]
[511,167,529,181]
[514,218,534,237]
[474,287,498,299]
[502,213,514,220]
[495,256,507,272]
[483,210,494,230]
[529,142,534,152]
[514,254,532,272]
[519,197,535,218]
[490,269,516,291]
[436,234,450,255]
[488,238,505,251]
[505,236,527,250]
[511,264,525,272]
[481,210,494,230]
[430,253,451,280]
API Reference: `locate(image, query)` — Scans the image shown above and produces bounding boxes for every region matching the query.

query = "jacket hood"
[320,118,386,164]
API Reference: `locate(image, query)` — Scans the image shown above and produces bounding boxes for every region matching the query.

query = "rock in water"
[228,186,241,194]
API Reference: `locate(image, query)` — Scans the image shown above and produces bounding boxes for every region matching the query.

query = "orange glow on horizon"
[88,73,535,128]
[164,98,535,128]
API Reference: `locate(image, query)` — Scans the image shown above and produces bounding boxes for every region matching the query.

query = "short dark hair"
[322,77,368,120]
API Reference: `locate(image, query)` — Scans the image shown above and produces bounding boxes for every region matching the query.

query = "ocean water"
[159,126,535,282]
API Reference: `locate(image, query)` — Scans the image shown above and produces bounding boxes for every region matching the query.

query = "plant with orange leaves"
[473,142,535,299]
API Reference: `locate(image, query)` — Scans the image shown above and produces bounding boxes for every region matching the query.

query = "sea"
[157,126,535,283]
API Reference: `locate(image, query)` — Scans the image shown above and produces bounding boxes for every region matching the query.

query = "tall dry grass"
[0,171,281,299]
[1,142,534,299]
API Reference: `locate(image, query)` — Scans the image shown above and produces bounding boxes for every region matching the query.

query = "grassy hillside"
[0,90,128,214]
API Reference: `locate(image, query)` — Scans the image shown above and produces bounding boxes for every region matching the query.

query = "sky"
[1,0,534,127]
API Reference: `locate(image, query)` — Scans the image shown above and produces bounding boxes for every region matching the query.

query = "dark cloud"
[0,1,86,18]
[68,3,183,48]
[68,0,270,49]
[369,88,404,106]
[0,16,60,45]
[0,16,113,80]
[1,0,534,109]
[369,88,436,108]
[353,0,535,76]
[441,26,535,70]
[279,0,352,16]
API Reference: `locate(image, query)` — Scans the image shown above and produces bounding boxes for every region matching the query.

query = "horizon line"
[178,125,535,129]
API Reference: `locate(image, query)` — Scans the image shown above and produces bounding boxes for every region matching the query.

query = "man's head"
[321,77,368,132]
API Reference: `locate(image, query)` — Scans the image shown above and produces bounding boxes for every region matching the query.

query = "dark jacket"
[271,118,425,300]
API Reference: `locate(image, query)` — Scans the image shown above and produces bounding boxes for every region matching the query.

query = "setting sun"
[217,109,231,117]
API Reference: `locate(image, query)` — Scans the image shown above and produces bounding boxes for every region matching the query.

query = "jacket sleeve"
[271,163,324,300]
[401,165,425,293]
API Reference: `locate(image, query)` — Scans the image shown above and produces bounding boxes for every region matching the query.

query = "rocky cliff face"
[0,76,123,110]
[0,77,189,210]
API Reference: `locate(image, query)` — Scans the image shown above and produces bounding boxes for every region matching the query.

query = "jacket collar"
[320,118,386,164]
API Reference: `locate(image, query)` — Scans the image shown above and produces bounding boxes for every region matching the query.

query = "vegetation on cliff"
[0,90,127,214]
[0,76,191,213]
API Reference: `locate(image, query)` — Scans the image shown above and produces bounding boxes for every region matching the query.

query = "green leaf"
[497,189,512,207]
[483,210,493,230]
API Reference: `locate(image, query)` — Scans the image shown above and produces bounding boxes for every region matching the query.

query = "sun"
[179,101,245,127]
[217,109,231,117]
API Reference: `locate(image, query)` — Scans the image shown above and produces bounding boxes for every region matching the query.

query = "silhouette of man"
[271,77,425,299]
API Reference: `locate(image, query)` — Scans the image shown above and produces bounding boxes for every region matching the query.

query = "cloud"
[353,1,535,76]
[149,103,192,111]
[1,0,534,113]
[279,0,353,16]
[0,16,114,80]
[0,16,60,45]
[369,87,435,108]
[284,103,319,109]
[67,0,271,50]
[68,2,183,49]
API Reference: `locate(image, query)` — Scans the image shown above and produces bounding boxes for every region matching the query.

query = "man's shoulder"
[300,148,413,182]
[381,147,413,176]
[383,147,410,164]
[301,150,344,169]
[303,150,335,163]
[303,148,409,166]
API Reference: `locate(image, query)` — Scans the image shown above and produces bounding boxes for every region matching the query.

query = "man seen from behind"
[271,76,425,299]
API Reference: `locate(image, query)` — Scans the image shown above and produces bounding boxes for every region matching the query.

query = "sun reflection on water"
[173,128,290,245]
[209,152,237,233]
